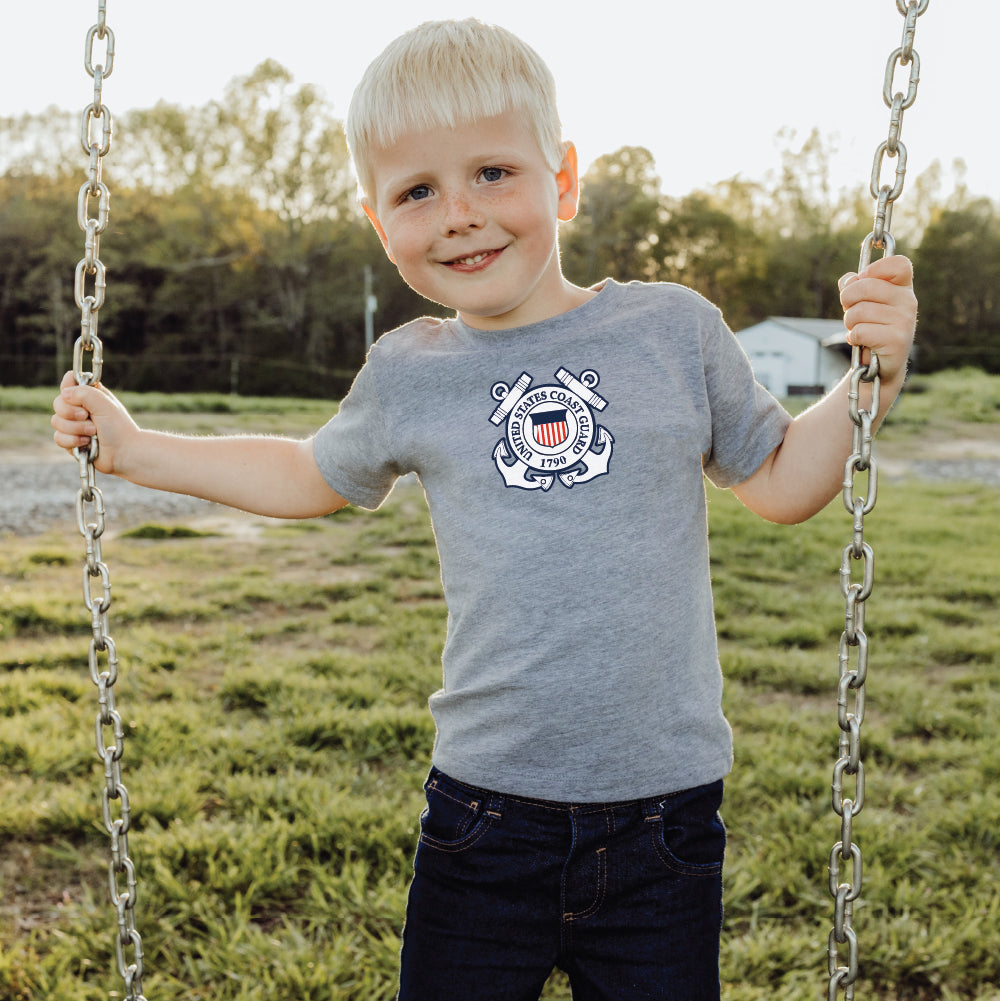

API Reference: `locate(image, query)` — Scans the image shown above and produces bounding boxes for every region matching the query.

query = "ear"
[362,200,396,264]
[555,142,582,222]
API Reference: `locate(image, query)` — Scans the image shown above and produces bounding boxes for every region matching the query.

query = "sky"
[3,1,997,211]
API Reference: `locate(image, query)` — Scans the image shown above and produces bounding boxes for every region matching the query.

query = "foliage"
[912,198,1000,373]
[562,130,878,334]
[563,128,1000,360]
[884,367,1000,430]
[2,71,999,397]
[2,375,1000,999]
[0,65,429,397]
[561,146,665,286]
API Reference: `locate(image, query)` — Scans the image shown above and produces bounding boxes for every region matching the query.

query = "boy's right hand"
[51,371,139,476]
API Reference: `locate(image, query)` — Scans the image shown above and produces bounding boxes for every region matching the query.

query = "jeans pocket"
[419,769,499,853]
[651,779,726,876]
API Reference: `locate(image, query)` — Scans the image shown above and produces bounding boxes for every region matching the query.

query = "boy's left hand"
[838,254,917,387]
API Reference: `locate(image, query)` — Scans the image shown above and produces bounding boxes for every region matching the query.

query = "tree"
[657,186,766,331]
[4,92,996,390]
[115,63,364,383]
[913,198,1000,372]
[561,146,665,287]
[758,129,872,320]
[0,171,81,385]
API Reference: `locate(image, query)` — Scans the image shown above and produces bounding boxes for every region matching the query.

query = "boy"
[52,19,917,1001]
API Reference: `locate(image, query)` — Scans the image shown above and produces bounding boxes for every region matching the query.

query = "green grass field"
[1,372,999,1000]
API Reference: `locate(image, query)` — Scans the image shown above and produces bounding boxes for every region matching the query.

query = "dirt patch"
[4,435,999,538]
[0,841,98,937]
[0,456,225,537]
[876,435,1000,486]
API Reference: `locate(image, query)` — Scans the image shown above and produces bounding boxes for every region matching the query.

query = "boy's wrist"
[116,426,160,485]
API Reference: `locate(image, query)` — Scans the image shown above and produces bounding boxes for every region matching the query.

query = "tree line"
[2,61,997,397]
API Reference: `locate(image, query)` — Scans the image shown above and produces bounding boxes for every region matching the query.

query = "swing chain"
[73,4,148,1000]
[828,3,927,1000]
[861,0,927,269]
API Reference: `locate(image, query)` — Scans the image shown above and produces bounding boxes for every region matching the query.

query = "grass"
[0,385,338,451]
[888,367,1000,430]
[1,372,999,1000]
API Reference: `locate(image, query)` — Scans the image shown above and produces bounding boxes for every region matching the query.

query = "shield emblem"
[531,408,569,447]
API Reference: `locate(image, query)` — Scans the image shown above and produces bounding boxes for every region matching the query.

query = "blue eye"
[480,167,505,183]
[406,185,431,202]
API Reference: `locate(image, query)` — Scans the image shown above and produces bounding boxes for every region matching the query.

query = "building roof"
[739,316,849,350]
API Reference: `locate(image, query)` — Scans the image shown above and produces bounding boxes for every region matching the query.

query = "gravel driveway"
[4,443,1000,537]
[1,456,221,536]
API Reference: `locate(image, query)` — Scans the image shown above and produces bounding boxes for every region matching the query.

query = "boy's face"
[363,110,585,330]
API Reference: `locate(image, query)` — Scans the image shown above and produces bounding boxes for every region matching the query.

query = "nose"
[440,191,485,235]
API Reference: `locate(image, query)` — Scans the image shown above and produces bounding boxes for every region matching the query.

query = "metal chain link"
[828,3,928,999]
[72,5,148,999]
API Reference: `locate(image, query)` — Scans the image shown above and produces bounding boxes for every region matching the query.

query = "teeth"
[456,253,488,265]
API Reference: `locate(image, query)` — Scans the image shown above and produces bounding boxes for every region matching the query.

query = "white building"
[736,317,851,397]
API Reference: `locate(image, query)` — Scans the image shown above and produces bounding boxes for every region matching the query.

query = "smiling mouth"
[444,248,504,270]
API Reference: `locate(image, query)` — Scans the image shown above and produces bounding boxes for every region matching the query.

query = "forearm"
[53,375,348,518]
[733,255,916,524]
[734,366,905,525]
[116,430,347,519]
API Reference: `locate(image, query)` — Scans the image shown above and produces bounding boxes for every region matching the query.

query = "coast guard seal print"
[488,367,614,491]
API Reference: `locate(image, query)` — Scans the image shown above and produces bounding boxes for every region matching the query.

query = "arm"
[732,255,917,525]
[52,372,349,519]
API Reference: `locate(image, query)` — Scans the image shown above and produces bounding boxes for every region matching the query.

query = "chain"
[72,5,148,1000]
[827,3,928,1000]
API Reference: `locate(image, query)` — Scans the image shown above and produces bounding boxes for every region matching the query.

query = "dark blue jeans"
[397,768,725,1001]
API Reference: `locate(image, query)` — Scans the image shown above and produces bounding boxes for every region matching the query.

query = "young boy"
[52,19,917,1001]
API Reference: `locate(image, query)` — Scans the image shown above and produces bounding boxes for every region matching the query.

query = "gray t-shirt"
[313,279,791,801]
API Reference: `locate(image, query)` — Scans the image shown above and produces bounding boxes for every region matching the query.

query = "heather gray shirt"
[313,280,791,801]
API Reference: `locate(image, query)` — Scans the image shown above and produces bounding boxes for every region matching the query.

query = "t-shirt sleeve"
[311,359,404,510]
[700,312,792,489]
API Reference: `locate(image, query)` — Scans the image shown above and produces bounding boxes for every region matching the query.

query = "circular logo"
[505,384,595,473]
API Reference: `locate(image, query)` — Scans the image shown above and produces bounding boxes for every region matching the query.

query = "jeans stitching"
[648,816,724,876]
[404,774,725,999]
[420,777,496,852]
[418,814,497,854]
[562,809,610,924]
[427,778,479,813]
[565,846,607,923]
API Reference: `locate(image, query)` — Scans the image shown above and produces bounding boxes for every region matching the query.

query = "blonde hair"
[347,19,564,202]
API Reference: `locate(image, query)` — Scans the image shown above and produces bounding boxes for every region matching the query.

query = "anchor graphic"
[557,426,615,488]
[488,368,613,492]
[492,441,555,491]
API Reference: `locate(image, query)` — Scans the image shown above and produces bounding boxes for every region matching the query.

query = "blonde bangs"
[348,20,563,200]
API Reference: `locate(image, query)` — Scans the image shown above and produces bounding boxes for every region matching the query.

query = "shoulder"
[371,314,456,359]
[604,279,723,322]
[596,280,727,347]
